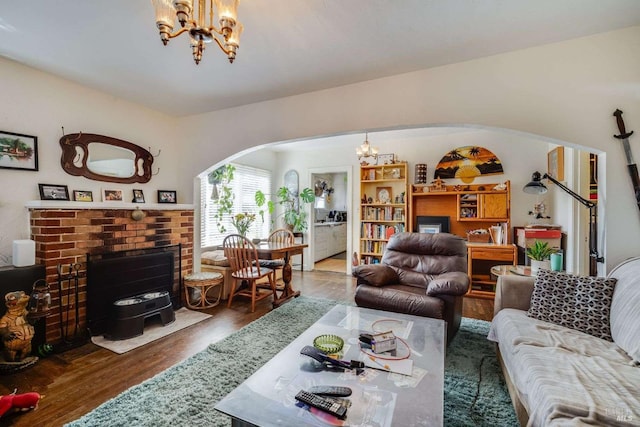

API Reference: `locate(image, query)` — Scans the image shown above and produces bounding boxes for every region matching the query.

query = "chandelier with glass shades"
[151,0,243,65]
[356,133,379,161]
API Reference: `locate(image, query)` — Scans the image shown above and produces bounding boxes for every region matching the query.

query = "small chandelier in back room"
[151,0,243,65]
[356,133,379,161]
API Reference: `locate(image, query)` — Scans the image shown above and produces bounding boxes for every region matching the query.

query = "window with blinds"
[200,164,272,247]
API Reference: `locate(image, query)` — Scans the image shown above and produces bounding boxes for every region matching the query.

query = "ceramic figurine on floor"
[0,291,35,362]
[352,252,360,267]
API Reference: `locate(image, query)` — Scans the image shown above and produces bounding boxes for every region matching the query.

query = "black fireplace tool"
[55,263,87,352]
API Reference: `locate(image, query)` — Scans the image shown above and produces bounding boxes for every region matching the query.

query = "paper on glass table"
[362,355,414,376]
[389,366,428,388]
[338,308,414,339]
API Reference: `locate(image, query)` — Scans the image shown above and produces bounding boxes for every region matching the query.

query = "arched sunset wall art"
[434,146,503,183]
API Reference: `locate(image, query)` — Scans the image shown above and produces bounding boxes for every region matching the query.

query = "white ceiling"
[1,1,639,117]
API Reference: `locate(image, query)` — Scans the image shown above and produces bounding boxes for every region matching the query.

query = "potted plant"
[255,186,315,232]
[230,212,256,236]
[526,240,556,274]
[208,164,235,233]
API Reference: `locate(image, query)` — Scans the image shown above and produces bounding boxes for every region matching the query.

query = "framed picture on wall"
[548,146,564,181]
[0,130,38,171]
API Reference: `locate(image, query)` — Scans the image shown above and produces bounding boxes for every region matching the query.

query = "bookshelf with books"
[359,162,408,264]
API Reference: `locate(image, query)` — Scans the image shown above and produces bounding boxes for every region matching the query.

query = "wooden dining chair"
[223,234,277,312]
[259,228,295,285]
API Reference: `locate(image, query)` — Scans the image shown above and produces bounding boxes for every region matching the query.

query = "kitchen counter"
[314,222,347,262]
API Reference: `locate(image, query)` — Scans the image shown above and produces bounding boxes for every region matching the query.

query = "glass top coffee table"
[215,305,446,426]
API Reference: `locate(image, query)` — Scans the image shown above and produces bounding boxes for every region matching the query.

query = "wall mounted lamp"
[523,171,604,275]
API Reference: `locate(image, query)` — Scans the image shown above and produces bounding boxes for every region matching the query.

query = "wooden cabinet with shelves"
[410,181,510,235]
[410,180,512,298]
[480,193,509,219]
[467,243,517,299]
[458,192,509,220]
[359,163,408,264]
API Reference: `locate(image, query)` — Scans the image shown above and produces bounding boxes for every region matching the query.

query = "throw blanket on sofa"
[489,309,640,426]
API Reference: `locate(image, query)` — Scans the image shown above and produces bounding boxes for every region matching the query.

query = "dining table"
[253,240,308,307]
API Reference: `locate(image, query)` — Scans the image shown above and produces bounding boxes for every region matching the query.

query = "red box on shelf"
[522,229,561,238]
[517,228,562,249]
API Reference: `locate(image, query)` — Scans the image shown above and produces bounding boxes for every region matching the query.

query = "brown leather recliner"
[353,232,469,344]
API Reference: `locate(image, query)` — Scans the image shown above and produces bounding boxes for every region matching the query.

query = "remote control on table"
[307,386,352,397]
[295,390,348,419]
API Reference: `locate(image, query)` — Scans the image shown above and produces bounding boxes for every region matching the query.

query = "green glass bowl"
[313,334,344,354]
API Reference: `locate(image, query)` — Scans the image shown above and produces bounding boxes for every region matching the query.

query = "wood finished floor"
[314,258,347,273]
[0,270,492,426]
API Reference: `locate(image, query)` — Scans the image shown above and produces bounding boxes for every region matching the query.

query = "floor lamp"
[523,171,603,276]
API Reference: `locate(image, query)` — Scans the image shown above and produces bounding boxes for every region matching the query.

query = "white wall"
[330,173,348,211]
[2,26,639,273]
[268,129,551,272]
[0,57,183,265]
[180,26,640,273]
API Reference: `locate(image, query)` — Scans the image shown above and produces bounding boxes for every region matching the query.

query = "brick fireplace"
[28,205,194,344]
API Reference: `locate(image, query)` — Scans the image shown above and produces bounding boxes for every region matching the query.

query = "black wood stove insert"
[86,245,181,337]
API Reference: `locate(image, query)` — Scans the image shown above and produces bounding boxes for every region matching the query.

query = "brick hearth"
[28,206,194,343]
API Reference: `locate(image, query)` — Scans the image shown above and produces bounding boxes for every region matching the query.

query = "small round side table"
[184,272,224,309]
[490,265,535,277]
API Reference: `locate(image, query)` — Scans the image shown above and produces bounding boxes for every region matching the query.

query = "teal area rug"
[67,297,517,427]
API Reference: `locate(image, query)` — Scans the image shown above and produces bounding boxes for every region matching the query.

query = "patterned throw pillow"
[527,270,617,341]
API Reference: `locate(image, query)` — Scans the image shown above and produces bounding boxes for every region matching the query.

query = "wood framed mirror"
[59,133,154,183]
[284,169,299,195]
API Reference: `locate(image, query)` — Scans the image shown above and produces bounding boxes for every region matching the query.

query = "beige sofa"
[489,257,640,426]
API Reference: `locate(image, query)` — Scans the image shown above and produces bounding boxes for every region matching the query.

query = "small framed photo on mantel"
[102,189,124,202]
[39,184,69,201]
[132,189,145,203]
[73,190,93,202]
[158,190,177,204]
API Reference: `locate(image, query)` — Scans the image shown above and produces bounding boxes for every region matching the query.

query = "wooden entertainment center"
[357,161,516,298]
[409,180,515,299]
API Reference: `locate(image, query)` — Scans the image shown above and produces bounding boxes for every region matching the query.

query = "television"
[415,216,450,233]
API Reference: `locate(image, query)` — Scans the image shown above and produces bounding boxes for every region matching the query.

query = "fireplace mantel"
[26,201,194,210]
[27,203,194,343]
